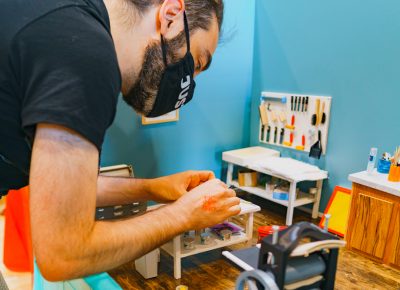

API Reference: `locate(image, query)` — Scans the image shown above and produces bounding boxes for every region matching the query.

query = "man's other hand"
[171,179,241,230]
[147,170,215,203]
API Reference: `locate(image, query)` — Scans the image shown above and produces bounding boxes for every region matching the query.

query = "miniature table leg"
[226,163,234,186]
[312,180,323,219]
[286,181,297,226]
[173,235,182,279]
[245,213,254,246]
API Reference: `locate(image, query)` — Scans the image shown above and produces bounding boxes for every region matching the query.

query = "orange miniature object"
[4,186,33,273]
[284,125,295,130]
[202,196,217,212]
[319,186,351,237]
[388,165,400,182]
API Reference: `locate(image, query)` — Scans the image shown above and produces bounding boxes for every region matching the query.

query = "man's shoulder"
[0,0,110,52]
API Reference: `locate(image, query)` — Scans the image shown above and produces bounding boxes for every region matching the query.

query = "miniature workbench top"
[349,170,400,197]
[223,146,328,182]
[223,147,328,225]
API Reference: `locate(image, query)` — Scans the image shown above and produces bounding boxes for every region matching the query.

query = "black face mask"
[146,12,196,118]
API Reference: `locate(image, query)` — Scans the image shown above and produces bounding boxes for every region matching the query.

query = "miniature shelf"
[161,232,248,258]
[223,148,328,226]
[230,181,315,208]
[160,199,260,279]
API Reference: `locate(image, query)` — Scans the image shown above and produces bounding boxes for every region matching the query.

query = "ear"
[158,0,185,39]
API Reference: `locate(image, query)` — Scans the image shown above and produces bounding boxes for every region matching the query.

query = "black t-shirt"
[0,0,121,195]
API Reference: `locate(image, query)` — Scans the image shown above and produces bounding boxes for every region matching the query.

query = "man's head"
[107,0,224,116]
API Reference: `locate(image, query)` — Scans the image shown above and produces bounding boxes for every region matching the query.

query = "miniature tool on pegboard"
[258,92,331,155]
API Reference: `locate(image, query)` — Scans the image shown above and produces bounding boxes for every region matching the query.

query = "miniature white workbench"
[223,147,328,226]
[159,200,260,279]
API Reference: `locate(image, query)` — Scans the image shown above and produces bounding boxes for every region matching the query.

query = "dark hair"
[129,0,224,33]
[122,0,224,115]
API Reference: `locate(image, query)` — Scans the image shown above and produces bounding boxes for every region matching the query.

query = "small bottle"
[367,148,378,174]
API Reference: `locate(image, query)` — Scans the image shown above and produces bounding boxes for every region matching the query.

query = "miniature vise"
[225,220,346,290]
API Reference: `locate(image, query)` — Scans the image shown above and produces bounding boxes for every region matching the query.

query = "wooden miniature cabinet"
[346,172,400,270]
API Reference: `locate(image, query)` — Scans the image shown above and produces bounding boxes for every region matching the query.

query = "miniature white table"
[222,147,328,226]
[159,199,260,279]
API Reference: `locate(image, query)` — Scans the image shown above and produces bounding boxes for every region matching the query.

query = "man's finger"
[219,197,241,209]
[222,188,236,198]
[187,171,215,190]
[187,173,200,190]
[198,170,215,182]
[216,179,228,189]
[208,187,235,201]
[228,205,242,215]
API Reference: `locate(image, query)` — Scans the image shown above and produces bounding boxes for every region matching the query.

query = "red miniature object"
[202,196,217,212]
[257,225,287,243]
[4,186,33,273]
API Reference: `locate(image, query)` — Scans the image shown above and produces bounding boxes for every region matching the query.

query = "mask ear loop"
[160,35,168,66]
[183,11,191,52]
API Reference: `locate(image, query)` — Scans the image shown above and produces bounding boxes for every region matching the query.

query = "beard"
[122,32,186,116]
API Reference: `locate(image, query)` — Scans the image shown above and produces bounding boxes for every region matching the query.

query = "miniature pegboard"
[258,91,332,155]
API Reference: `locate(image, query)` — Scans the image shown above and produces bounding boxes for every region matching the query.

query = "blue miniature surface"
[34,261,122,290]
[273,192,289,201]
[377,159,391,174]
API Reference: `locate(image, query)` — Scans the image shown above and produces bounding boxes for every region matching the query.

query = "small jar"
[220,229,232,241]
[378,159,392,174]
[200,232,211,245]
[195,229,206,238]
[309,187,318,197]
[183,237,195,250]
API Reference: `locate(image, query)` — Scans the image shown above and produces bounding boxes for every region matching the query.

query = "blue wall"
[250,0,400,210]
[102,1,399,212]
[101,0,256,178]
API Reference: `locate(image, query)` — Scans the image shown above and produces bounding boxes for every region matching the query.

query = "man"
[0,0,240,282]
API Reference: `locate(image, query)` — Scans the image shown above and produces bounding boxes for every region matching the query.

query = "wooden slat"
[388,204,400,268]
[350,193,393,259]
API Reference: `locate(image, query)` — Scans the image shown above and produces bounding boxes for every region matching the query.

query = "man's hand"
[171,179,241,230]
[147,170,215,203]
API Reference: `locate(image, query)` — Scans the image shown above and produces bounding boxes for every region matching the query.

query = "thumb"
[187,171,215,190]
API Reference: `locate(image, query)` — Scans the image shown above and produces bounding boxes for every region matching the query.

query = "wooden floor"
[109,193,400,290]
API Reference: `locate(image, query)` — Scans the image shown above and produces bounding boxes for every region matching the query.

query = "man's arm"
[30,124,240,281]
[96,176,152,206]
